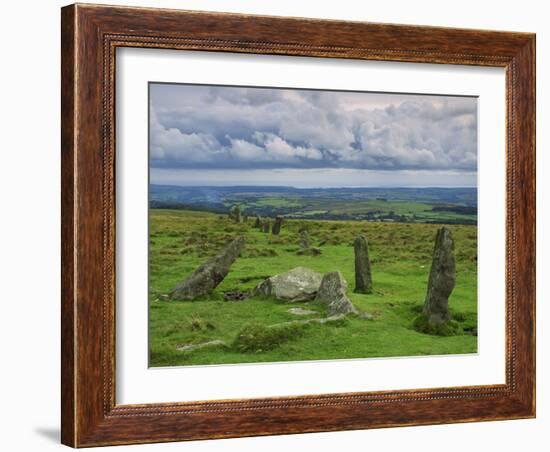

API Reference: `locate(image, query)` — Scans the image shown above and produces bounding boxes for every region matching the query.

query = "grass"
[233,321,310,353]
[412,314,462,336]
[149,209,478,367]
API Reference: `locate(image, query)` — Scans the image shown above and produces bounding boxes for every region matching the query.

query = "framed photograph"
[61,3,535,447]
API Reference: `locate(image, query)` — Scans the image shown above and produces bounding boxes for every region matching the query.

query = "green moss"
[188,315,216,332]
[323,315,351,327]
[413,314,462,337]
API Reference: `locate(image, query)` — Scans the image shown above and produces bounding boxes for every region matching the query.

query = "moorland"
[149,186,477,367]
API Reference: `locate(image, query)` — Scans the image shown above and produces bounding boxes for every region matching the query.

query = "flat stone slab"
[270,314,346,329]
[285,315,346,326]
[176,339,227,352]
[288,307,318,316]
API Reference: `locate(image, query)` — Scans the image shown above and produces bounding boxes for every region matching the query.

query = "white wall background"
[0,1,545,450]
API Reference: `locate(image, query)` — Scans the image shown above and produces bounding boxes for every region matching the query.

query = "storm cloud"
[149,84,477,174]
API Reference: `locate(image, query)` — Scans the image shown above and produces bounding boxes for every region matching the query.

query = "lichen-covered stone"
[288,307,317,316]
[254,267,323,302]
[253,215,262,228]
[229,205,242,223]
[272,216,283,235]
[422,227,456,325]
[170,236,245,301]
[354,235,373,294]
[299,230,311,249]
[262,220,270,233]
[177,340,227,352]
[315,271,358,316]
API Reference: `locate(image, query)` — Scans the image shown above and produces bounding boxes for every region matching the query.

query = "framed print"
[61,3,536,447]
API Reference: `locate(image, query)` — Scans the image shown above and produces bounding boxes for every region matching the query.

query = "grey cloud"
[150,84,477,171]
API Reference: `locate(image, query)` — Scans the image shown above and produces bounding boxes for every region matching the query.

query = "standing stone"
[235,206,242,223]
[422,227,456,325]
[243,214,248,223]
[254,215,262,228]
[354,235,373,294]
[272,216,283,235]
[229,205,242,223]
[315,272,357,316]
[262,220,270,233]
[296,228,321,256]
[170,236,245,300]
[299,230,311,249]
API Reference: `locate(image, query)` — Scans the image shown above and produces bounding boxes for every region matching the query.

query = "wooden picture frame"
[61,3,535,447]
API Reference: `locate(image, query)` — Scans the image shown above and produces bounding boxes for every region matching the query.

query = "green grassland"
[149,209,478,367]
[221,197,476,224]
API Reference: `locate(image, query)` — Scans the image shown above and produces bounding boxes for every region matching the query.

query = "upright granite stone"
[254,267,323,302]
[296,229,321,255]
[422,227,456,325]
[254,215,262,228]
[170,236,245,301]
[315,272,358,316]
[262,220,270,233]
[354,235,373,294]
[299,230,311,249]
[229,205,242,223]
[272,216,283,235]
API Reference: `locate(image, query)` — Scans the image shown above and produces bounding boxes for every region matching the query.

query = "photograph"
[50,1,536,448]
[148,83,479,367]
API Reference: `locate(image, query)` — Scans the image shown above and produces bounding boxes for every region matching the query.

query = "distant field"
[215,198,476,224]
[149,209,478,367]
[149,185,478,225]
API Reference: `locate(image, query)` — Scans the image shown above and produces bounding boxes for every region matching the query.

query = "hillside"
[149,209,478,367]
[149,185,477,225]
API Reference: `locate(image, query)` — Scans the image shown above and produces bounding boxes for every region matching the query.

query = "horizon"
[150,183,477,190]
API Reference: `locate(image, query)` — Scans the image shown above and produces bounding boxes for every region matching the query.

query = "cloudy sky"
[149,83,477,187]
